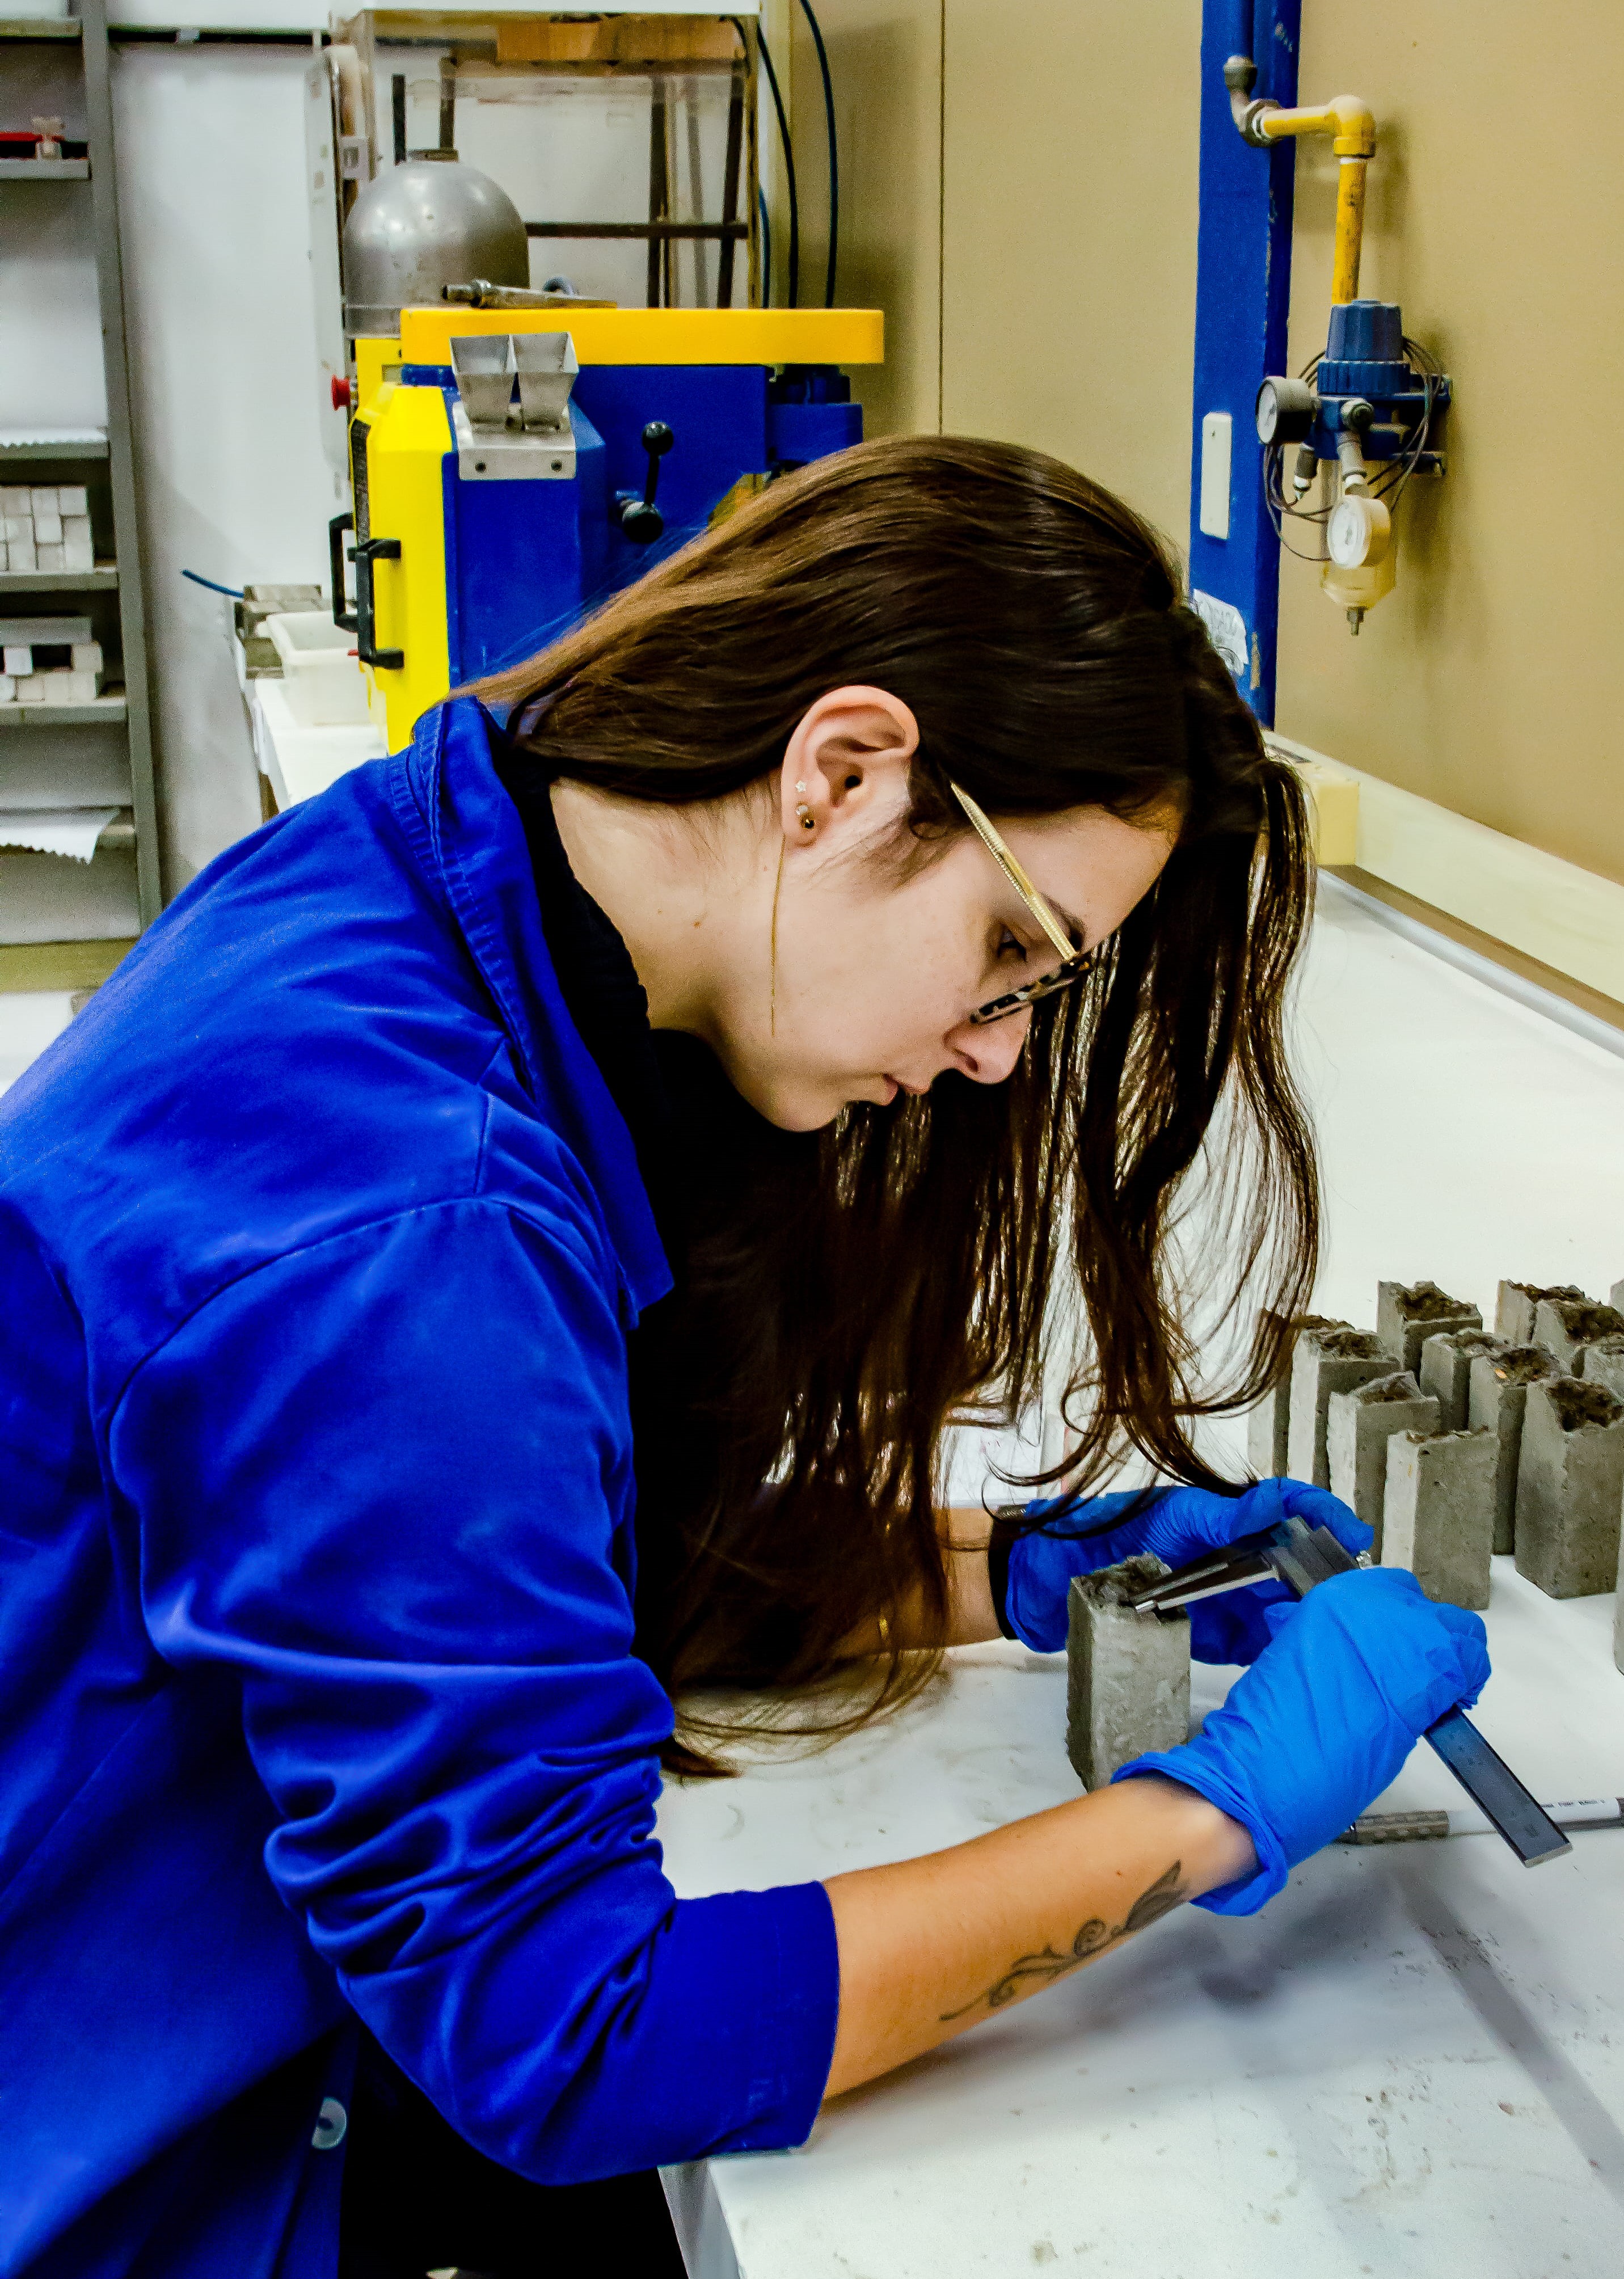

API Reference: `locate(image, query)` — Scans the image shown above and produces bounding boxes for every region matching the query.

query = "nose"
[943,1006,1032,1085]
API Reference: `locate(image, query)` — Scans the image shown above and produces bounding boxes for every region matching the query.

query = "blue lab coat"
[0,698,840,2277]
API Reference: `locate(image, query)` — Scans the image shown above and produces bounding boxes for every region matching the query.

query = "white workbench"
[656,881,1624,2279]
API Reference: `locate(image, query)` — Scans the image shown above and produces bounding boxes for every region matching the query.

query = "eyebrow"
[950,783,1091,959]
[1013,893,1089,955]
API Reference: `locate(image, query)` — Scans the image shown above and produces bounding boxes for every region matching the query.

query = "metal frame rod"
[81,0,161,927]
[526,220,746,242]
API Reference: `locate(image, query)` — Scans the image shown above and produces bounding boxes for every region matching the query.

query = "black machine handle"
[614,421,674,545]
[328,512,357,634]
[330,514,404,672]
[351,538,403,670]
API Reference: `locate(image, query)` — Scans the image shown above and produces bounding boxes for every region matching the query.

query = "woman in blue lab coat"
[0,438,1487,2279]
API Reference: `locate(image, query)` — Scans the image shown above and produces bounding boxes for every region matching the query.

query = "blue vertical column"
[1187,0,1300,724]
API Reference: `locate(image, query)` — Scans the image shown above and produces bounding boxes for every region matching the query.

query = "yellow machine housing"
[345,306,883,749]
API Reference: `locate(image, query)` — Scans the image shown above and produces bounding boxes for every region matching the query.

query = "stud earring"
[795,802,815,832]
[795,780,806,793]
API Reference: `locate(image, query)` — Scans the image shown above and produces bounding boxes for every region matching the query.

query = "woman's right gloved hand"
[1115,1567,1491,1916]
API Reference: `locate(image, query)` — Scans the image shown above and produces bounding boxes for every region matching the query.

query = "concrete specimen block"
[1246,1312,1343,1478]
[1382,1429,1498,1610]
[1327,1371,1442,1554]
[1066,1559,1191,1791]
[1534,1298,1624,1374]
[1515,1377,1624,1599]
[1496,1280,1588,1343]
[1580,1334,1624,1400]
[1377,1281,1482,1374]
[1419,1328,1506,1432]
[1468,1344,1560,1555]
[1289,1327,1399,1488]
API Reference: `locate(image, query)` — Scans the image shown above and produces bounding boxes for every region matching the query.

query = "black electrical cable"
[757,186,773,304]
[1264,450,1330,560]
[753,26,798,309]
[797,0,838,306]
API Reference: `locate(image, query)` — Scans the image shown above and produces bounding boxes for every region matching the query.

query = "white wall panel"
[112,45,341,889]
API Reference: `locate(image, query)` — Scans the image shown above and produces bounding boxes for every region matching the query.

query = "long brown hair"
[481,436,1318,1766]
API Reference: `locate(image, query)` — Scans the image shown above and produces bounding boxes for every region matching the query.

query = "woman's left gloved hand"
[999,1475,1373,1664]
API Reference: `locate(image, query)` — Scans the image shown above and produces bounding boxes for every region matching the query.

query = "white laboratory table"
[656,883,1624,2279]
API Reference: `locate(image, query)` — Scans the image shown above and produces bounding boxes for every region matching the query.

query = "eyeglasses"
[950,783,1092,1026]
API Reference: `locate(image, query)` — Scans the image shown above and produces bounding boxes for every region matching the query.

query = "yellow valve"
[1322,545,1395,635]
[1227,62,1422,634]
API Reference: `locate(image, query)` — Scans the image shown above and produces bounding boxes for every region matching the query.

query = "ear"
[778,686,919,851]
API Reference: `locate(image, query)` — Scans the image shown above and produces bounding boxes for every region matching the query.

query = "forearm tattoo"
[939,1860,1188,2021]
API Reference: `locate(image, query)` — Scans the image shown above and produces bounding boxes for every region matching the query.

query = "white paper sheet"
[0,808,117,862]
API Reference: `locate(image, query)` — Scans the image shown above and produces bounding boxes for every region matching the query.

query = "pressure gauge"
[1255,375,1319,445]
[1327,492,1393,569]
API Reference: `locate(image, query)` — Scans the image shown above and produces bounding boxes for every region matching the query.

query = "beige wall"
[792,1,1624,894]
[791,0,1200,546]
[790,0,943,439]
[939,0,1200,551]
[1276,3,1624,887]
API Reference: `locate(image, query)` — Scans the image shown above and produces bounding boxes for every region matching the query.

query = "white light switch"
[1199,411,1233,540]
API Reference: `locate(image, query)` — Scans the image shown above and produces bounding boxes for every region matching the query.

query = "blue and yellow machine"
[334,305,884,749]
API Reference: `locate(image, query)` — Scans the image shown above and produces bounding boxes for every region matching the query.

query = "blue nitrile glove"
[1000,1476,1373,1663]
[1115,1567,1491,1915]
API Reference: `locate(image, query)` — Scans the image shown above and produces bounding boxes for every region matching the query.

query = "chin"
[717,1058,843,1133]
[759,1087,847,1133]
[709,1034,880,1133]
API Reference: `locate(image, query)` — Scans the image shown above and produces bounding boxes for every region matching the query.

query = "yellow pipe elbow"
[1258,95,1376,159]
[1327,96,1376,158]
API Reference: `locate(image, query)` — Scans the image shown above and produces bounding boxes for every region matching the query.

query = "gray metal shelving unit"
[1,0,160,981]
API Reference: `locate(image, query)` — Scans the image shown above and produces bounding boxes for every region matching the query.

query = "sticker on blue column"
[1191,590,1248,683]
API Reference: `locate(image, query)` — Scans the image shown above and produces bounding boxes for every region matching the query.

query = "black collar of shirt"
[488,721,773,1281]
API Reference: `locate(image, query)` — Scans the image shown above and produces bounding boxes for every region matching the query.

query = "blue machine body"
[1304,298,1450,461]
[408,360,857,686]
[1188,0,1301,723]
[766,367,863,467]
[442,406,609,681]
[575,362,769,579]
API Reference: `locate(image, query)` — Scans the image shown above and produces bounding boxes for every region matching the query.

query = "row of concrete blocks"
[1246,1278,1624,1613]
[1065,1275,1624,1792]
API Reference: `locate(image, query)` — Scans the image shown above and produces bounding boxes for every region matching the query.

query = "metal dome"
[342,153,528,339]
